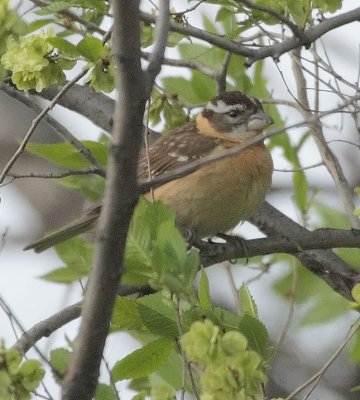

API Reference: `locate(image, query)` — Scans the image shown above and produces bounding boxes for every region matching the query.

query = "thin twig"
[141,7,360,66]
[145,0,170,93]
[284,318,360,400]
[274,162,324,173]
[6,168,104,180]
[216,51,232,95]
[291,48,360,228]
[141,51,219,79]
[0,69,91,184]
[275,260,297,351]
[30,0,106,35]
[236,0,300,36]
[174,295,200,400]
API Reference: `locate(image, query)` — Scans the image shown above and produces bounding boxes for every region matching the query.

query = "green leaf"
[162,76,198,104]
[198,268,212,311]
[40,265,89,283]
[77,36,107,61]
[124,199,177,285]
[293,170,309,214]
[47,37,79,57]
[40,237,93,283]
[112,297,143,330]
[28,19,54,32]
[312,201,351,229]
[352,283,360,304]
[238,314,268,358]
[155,220,187,271]
[162,101,188,131]
[95,383,117,400]
[50,348,71,376]
[56,236,93,266]
[137,293,179,337]
[26,140,108,168]
[301,293,348,325]
[150,351,182,390]
[112,337,174,381]
[190,70,216,103]
[58,174,105,201]
[239,283,258,318]
[350,331,360,364]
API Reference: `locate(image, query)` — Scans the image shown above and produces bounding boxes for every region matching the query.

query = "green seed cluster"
[181,319,267,400]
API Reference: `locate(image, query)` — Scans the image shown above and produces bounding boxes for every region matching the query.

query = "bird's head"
[196,91,273,142]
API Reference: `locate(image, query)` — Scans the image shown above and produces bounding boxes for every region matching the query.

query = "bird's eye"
[227,109,240,118]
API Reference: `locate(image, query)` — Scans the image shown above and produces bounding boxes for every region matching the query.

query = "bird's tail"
[24,215,98,253]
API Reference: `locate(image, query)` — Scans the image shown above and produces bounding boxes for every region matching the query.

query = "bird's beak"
[247,110,274,131]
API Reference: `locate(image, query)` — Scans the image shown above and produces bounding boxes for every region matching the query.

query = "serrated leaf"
[47,37,79,57]
[112,337,174,381]
[77,36,107,61]
[28,19,54,32]
[35,0,69,15]
[137,292,178,337]
[124,199,178,285]
[26,140,107,168]
[40,237,93,283]
[238,314,268,358]
[239,283,258,318]
[40,266,89,283]
[155,220,187,270]
[112,297,143,330]
[150,351,182,390]
[56,236,93,266]
[58,174,105,201]
[198,268,212,311]
[301,293,348,326]
[350,331,360,364]
[352,283,360,304]
[95,383,117,400]
[50,348,71,376]
[162,76,198,104]
[293,170,309,214]
[190,70,216,102]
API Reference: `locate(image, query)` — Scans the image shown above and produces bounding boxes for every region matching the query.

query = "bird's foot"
[215,233,249,264]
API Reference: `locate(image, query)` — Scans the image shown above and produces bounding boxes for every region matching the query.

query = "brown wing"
[138,121,222,180]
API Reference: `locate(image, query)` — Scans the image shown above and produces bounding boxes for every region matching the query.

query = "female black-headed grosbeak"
[25,91,273,253]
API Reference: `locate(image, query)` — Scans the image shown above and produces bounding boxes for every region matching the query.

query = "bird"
[25,91,274,253]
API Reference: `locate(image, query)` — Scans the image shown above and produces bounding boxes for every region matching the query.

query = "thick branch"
[291,48,360,228]
[61,1,170,398]
[145,1,170,93]
[249,202,360,300]
[13,224,360,357]
[141,7,360,66]
[199,228,360,265]
[13,302,82,356]
[31,84,115,133]
[61,2,146,399]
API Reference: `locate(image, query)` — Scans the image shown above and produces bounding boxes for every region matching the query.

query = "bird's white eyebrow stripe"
[205,100,248,113]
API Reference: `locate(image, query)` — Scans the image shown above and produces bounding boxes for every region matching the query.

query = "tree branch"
[140,7,360,66]
[13,302,82,356]
[145,1,170,93]
[13,220,360,358]
[0,70,102,184]
[61,2,164,398]
[199,228,360,266]
[249,202,360,300]
[30,84,115,133]
[291,47,360,228]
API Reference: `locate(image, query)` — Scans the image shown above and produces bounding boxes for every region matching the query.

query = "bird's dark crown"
[201,91,266,135]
